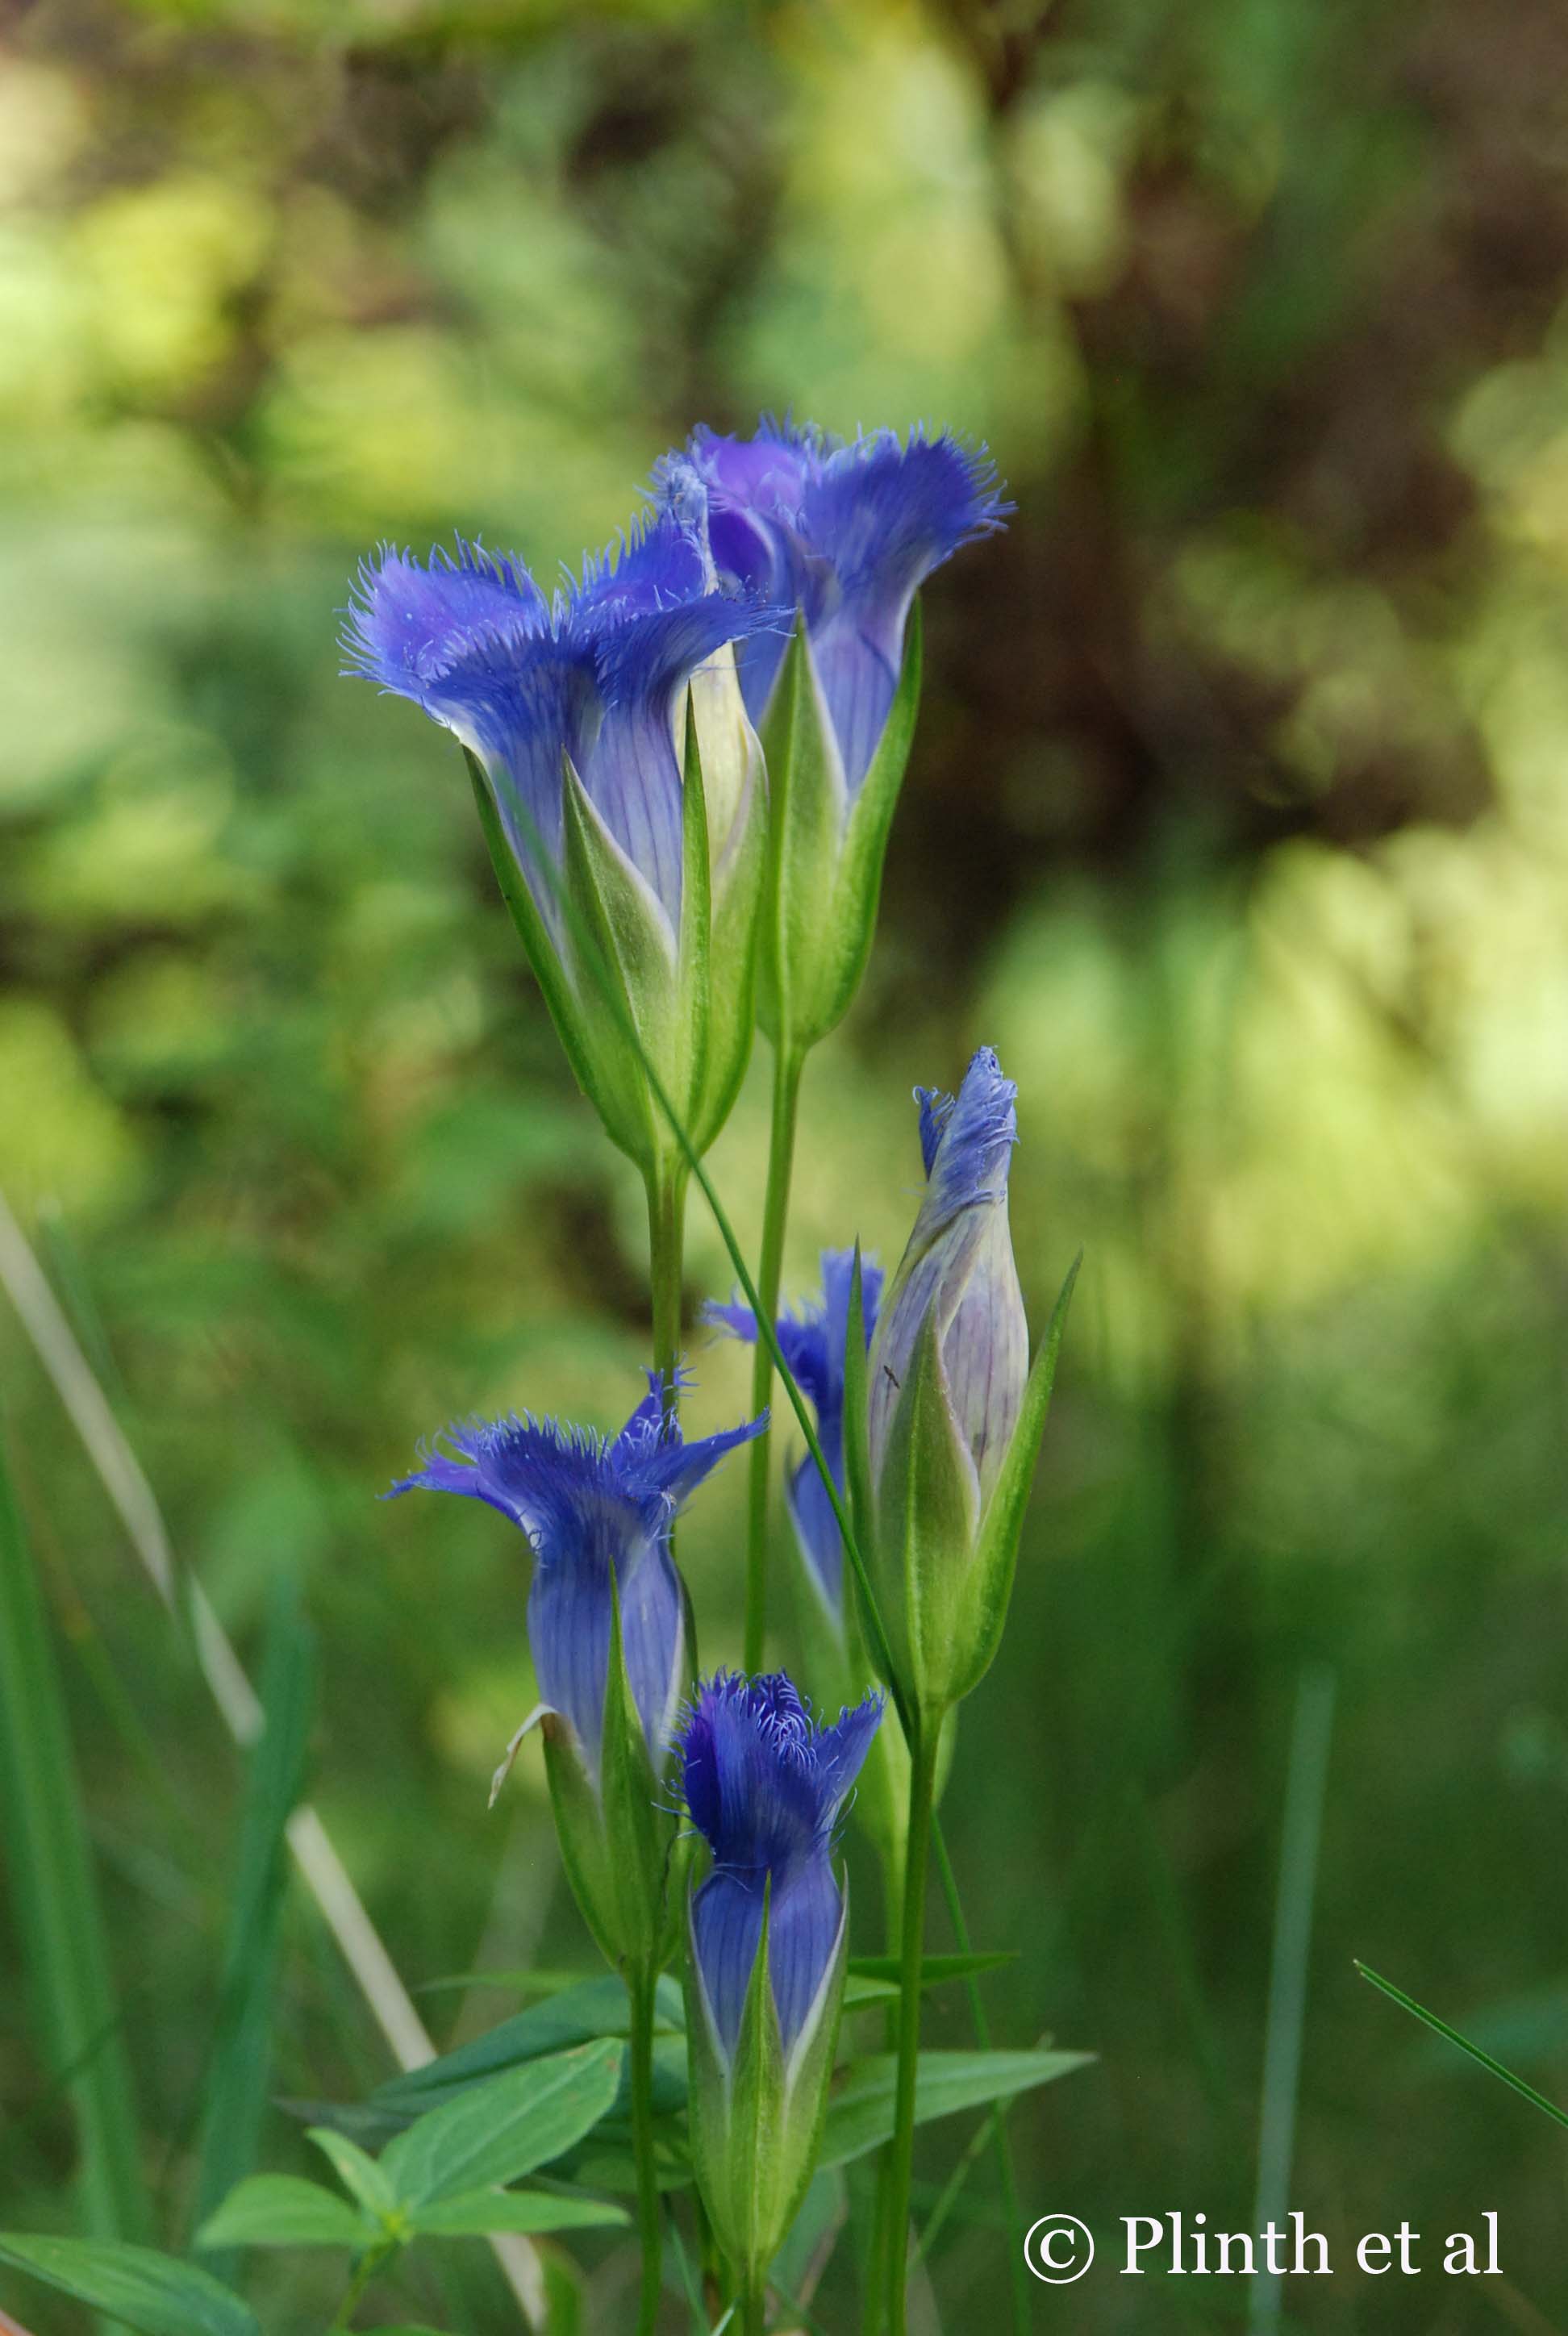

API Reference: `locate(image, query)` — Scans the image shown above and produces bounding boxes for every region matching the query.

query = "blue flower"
[706,1249,883,1625]
[388,1373,765,1781]
[670,418,1009,794]
[678,1671,882,2058]
[868,1047,1028,1510]
[344,468,783,948]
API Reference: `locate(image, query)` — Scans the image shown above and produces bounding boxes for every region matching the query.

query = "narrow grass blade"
[0,1427,150,2258]
[0,1198,548,2331]
[1249,1664,1336,2336]
[190,1577,317,2279]
[1354,1963,1568,2132]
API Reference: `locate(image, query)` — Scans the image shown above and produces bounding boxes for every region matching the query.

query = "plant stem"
[742,1044,803,1671]
[628,1958,665,2336]
[330,2238,397,2330]
[741,2268,769,2336]
[885,1716,938,2336]
[647,1165,690,1412]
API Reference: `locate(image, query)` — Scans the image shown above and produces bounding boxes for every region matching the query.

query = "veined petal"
[705,1252,882,1623]
[387,1374,755,1780]
[680,1670,882,2055]
[675,419,1008,789]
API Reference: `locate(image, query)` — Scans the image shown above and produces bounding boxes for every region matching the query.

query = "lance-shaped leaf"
[194,2175,368,2252]
[819,2046,1093,2169]
[0,2237,259,2336]
[406,2190,627,2238]
[380,2038,625,2210]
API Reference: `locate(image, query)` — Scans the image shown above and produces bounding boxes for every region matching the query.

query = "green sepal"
[465,749,610,1124]
[876,1307,981,1720]
[541,1574,680,1972]
[841,1243,875,1586]
[686,1879,850,2284]
[757,603,923,1055]
[947,1249,1080,1707]
[689,689,767,1155]
[559,754,681,1174]
[675,690,713,1150]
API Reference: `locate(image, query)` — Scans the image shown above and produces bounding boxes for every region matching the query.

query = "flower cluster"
[357,416,1072,2336]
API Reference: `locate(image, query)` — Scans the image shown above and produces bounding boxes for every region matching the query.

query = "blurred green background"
[2,0,1566,2328]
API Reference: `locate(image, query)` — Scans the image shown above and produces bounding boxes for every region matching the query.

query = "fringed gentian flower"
[677,1671,882,2282]
[657,420,1011,1056]
[867,1046,1073,1719]
[678,418,1009,795]
[389,1370,763,1783]
[680,1670,881,2053]
[345,470,786,1180]
[705,1249,882,1629]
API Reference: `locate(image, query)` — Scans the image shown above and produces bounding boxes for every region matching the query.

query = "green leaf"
[307,2127,399,2218]
[407,2189,628,2238]
[1355,1962,1568,2132]
[956,1250,1080,1705]
[372,1978,682,2117]
[194,2175,366,2251]
[847,1951,1016,1990]
[190,1579,315,2277]
[0,1440,151,2259]
[819,2048,1093,2169]
[382,2038,625,2209]
[0,2237,259,2336]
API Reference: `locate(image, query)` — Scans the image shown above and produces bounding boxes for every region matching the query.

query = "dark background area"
[2,0,1566,2328]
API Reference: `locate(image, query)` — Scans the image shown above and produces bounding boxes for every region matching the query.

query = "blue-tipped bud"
[867,1049,1074,1717]
[706,1249,882,1631]
[661,418,1010,1056]
[676,1671,881,2277]
[345,476,786,1178]
[389,1373,764,1963]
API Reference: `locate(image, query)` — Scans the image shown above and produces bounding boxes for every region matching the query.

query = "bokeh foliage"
[2,0,1566,2327]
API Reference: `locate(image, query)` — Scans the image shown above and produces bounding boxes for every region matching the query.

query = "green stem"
[628,1959,665,2336]
[647,1166,689,1410]
[742,1044,803,1671]
[330,2238,397,2330]
[741,2267,769,2336]
[886,1718,939,2336]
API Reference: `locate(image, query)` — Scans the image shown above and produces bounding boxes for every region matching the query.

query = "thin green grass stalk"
[1249,1665,1336,2336]
[742,1044,803,1671]
[0,1426,151,2279]
[0,1197,549,2333]
[190,1576,317,2280]
[927,1828,1030,2336]
[1354,1963,1568,2131]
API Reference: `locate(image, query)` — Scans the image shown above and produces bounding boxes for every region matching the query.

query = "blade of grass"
[1354,1963,1568,2132]
[0,1422,151,2278]
[1249,1664,1336,2336]
[0,1195,547,2333]
[190,1576,317,2279]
